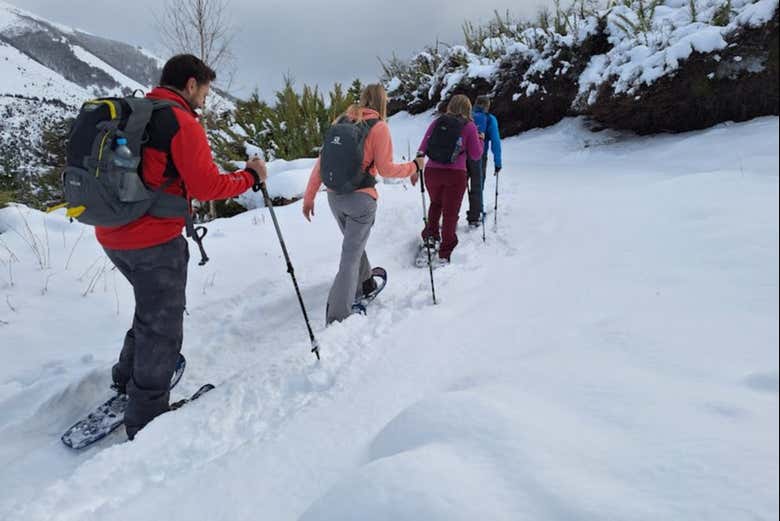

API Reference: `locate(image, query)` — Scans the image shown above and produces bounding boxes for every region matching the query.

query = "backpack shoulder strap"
[150,98,187,111]
[120,98,158,157]
[358,118,381,171]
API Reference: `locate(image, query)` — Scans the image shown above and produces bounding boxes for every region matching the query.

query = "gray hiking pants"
[104,235,189,439]
[326,191,377,324]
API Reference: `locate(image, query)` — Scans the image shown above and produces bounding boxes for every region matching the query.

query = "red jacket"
[96,87,255,250]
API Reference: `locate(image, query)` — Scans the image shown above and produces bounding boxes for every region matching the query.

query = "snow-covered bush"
[381,47,443,115]
[382,0,779,134]
[581,0,779,133]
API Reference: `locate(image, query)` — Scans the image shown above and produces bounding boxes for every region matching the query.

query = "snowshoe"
[353,267,387,313]
[61,354,186,449]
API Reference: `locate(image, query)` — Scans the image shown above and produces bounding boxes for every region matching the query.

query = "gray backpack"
[319,117,379,193]
[61,96,188,226]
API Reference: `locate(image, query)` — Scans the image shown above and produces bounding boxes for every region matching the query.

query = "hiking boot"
[361,276,377,299]
[468,221,480,229]
[422,236,440,249]
[111,365,128,395]
[433,256,451,269]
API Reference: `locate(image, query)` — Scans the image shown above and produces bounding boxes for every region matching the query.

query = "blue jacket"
[473,107,502,169]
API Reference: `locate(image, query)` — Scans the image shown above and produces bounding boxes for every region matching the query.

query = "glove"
[413,156,425,173]
[246,166,262,192]
[494,166,502,176]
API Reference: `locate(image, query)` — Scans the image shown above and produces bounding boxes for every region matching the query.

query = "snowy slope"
[0,0,232,172]
[0,40,88,104]
[0,0,160,99]
[0,113,778,521]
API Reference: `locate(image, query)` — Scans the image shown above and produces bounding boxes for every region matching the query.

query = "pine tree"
[347,78,363,103]
[211,78,366,171]
[326,83,351,128]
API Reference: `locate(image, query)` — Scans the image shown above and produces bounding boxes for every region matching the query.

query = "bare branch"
[65,228,85,270]
[156,0,235,74]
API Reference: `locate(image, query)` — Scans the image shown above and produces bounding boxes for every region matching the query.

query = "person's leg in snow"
[466,156,484,225]
[438,170,468,261]
[480,153,488,216]
[106,256,136,395]
[111,329,135,394]
[326,192,377,324]
[104,236,189,439]
[422,166,445,243]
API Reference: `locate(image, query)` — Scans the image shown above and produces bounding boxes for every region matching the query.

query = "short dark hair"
[160,54,216,89]
[475,95,491,110]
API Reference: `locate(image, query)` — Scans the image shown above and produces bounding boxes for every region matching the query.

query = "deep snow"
[0,112,778,521]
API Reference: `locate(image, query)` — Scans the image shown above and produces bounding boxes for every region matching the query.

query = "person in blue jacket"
[467,95,502,227]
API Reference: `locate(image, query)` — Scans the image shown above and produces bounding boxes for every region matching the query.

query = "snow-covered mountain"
[0,0,165,170]
[0,1,159,101]
[0,0,231,174]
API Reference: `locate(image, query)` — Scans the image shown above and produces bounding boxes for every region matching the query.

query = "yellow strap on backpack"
[85,99,118,120]
[66,206,86,219]
[46,203,85,219]
[46,202,68,213]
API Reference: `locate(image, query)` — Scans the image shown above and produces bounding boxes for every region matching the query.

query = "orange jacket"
[303,108,416,205]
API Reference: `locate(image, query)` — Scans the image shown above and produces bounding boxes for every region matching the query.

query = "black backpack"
[425,115,466,164]
[60,96,188,227]
[319,116,380,193]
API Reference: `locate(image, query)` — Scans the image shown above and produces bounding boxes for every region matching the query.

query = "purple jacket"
[417,117,483,171]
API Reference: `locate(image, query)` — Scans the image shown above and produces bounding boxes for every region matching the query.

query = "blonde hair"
[343,83,388,122]
[447,95,473,121]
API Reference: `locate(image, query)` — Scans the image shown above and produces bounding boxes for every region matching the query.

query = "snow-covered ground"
[0,113,778,521]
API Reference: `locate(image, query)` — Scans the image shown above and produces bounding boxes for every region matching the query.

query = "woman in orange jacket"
[303,84,424,324]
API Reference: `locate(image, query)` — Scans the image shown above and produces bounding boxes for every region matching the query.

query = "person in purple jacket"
[415,95,483,265]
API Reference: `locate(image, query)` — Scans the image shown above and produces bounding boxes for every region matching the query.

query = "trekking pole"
[417,160,437,305]
[401,140,412,192]
[481,200,486,243]
[259,182,320,360]
[493,169,500,231]
[480,155,486,243]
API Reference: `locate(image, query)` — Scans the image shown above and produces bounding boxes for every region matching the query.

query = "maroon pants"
[421,166,468,260]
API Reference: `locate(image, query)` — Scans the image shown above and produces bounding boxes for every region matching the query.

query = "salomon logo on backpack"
[320,117,379,193]
[425,115,466,164]
[59,96,188,227]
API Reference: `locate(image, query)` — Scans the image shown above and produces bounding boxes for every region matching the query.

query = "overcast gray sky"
[10,0,553,99]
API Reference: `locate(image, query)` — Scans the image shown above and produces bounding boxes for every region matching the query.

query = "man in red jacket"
[98,54,267,440]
